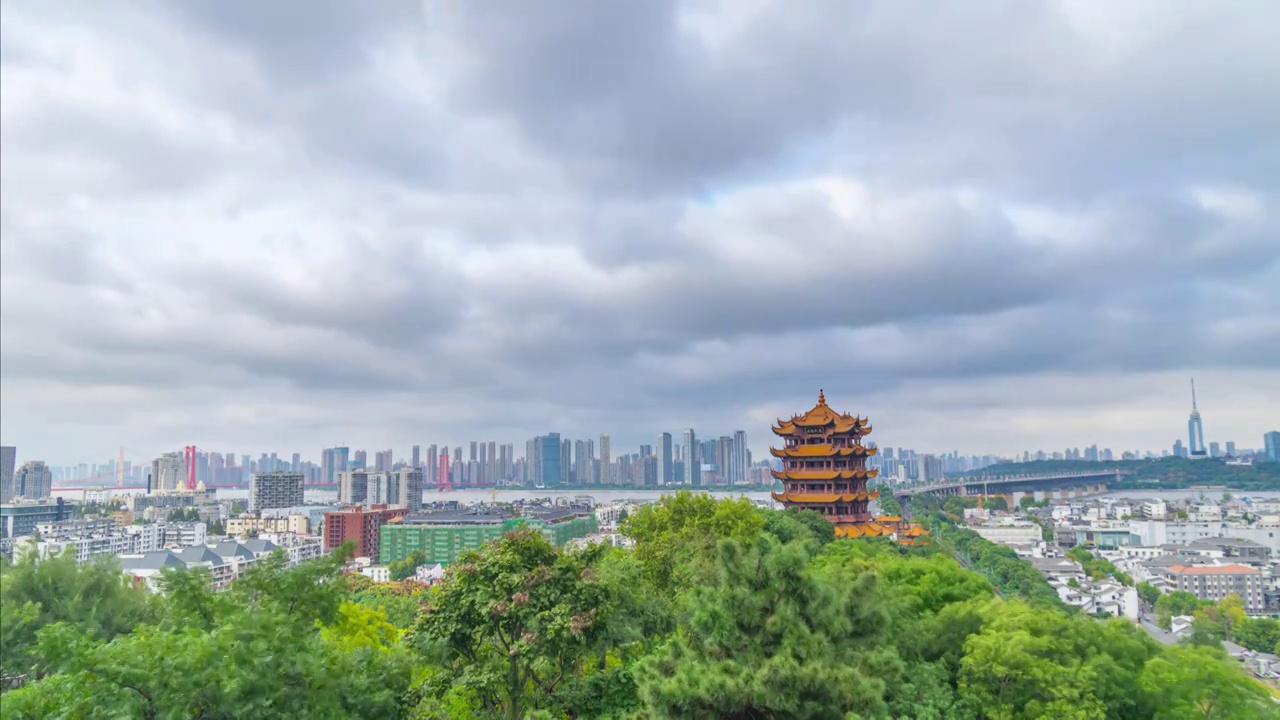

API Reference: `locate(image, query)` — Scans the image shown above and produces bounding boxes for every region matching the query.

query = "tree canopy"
[3,494,1275,719]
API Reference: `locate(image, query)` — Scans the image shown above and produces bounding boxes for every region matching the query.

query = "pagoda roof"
[901,524,928,537]
[772,390,870,436]
[771,491,878,504]
[771,468,879,482]
[769,445,877,459]
[834,522,894,538]
[874,515,903,523]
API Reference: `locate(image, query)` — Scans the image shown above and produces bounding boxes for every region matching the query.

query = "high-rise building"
[291,452,301,473]
[599,435,611,484]
[366,472,392,505]
[642,455,658,486]
[1226,441,1237,457]
[560,438,571,484]
[1173,439,1187,458]
[1188,378,1207,457]
[532,433,562,486]
[657,433,673,485]
[411,445,421,469]
[14,461,52,500]
[150,452,187,493]
[1265,432,1280,463]
[732,430,748,485]
[393,468,424,512]
[1209,442,1221,458]
[375,449,393,472]
[0,446,15,504]
[321,446,350,485]
[338,470,370,505]
[353,449,367,469]
[682,429,699,487]
[248,471,304,512]
[574,440,594,484]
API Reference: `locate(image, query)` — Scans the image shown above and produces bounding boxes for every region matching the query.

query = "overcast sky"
[2,1,1278,467]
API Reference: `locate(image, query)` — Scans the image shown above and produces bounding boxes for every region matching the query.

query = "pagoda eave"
[771,491,879,504]
[771,469,880,481]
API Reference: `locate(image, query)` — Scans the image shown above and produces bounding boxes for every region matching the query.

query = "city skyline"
[3,372,1276,471]
[1,4,1277,463]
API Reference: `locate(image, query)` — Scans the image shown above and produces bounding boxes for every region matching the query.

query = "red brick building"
[323,504,409,558]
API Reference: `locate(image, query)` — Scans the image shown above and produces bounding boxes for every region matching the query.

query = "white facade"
[594,502,640,532]
[248,472,305,512]
[1127,519,1223,546]
[1140,500,1168,520]
[158,522,207,548]
[360,565,391,582]
[971,521,1042,547]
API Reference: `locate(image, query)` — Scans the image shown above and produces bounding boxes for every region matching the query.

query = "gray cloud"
[1,0,1278,464]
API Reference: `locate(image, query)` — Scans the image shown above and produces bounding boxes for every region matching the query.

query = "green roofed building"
[379,506,598,565]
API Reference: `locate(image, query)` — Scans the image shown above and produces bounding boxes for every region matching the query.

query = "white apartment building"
[1127,519,1223,546]
[158,521,207,548]
[1140,500,1168,520]
[256,533,323,565]
[22,518,158,561]
[1187,503,1223,522]
[971,520,1043,547]
[248,472,305,512]
[594,502,640,532]
[227,513,310,536]
[1093,581,1141,620]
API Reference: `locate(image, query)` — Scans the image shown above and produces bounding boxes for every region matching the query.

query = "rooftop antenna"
[1190,377,1198,411]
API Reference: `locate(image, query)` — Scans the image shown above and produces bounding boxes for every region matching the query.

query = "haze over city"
[1,2,1278,465]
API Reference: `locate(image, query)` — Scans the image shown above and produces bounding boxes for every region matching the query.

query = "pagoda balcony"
[829,512,873,524]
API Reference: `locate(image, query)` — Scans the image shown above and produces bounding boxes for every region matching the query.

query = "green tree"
[388,549,428,581]
[5,547,414,719]
[634,534,897,719]
[1139,645,1273,719]
[1155,591,1208,630]
[760,507,835,546]
[0,549,154,679]
[621,491,765,591]
[1234,616,1280,654]
[412,530,617,720]
[1136,582,1160,608]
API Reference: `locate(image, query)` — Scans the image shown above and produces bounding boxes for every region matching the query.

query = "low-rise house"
[1030,557,1086,583]
[118,538,298,593]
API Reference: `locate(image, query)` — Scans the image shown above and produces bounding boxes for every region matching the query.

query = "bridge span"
[892,469,1130,503]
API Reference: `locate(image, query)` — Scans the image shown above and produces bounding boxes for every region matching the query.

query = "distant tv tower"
[1187,378,1206,457]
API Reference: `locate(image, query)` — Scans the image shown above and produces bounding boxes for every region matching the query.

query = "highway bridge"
[892,469,1130,503]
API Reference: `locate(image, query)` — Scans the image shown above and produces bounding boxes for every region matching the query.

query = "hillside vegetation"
[2,492,1274,719]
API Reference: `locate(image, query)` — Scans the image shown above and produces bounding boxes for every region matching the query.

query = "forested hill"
[3,493,1275,718]
[963,457,1280,490]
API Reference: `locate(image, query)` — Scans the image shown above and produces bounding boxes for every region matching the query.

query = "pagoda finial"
[818,388,826,405]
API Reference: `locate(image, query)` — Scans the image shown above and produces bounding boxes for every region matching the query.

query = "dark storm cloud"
[1,0,1278,460]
